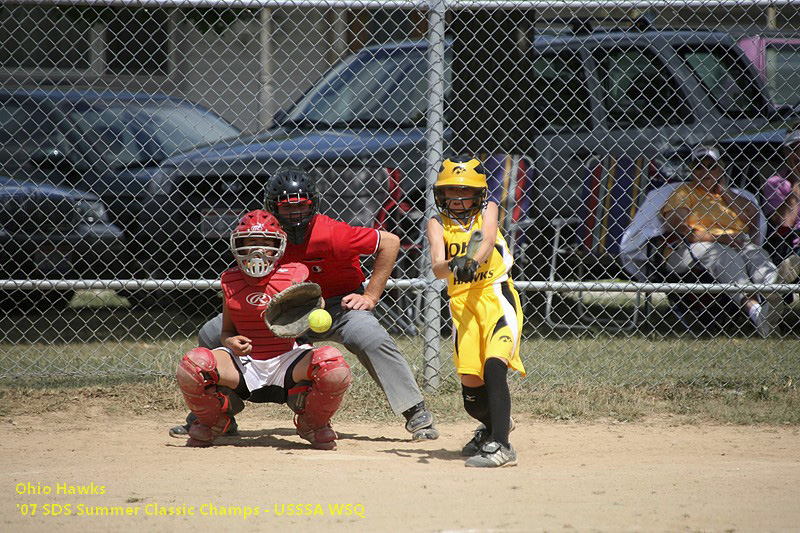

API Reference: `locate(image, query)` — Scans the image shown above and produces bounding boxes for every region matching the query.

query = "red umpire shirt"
[280,214,380,299]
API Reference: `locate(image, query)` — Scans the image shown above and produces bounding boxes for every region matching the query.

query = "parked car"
[0,88,241,307]
[137,21,778,286]
[0,174,124,310]
[738,34,800,112]
[718,126,793,193]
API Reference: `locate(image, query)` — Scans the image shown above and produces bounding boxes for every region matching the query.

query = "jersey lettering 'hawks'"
[221,262,309,360]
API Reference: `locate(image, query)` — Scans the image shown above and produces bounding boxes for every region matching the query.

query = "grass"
[1,289,798,425]
[2,333,798,425]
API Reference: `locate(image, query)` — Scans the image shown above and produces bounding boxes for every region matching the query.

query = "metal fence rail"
[2,0,799,385]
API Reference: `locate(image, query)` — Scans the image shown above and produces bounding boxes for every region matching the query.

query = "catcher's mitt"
[262,282,324,338]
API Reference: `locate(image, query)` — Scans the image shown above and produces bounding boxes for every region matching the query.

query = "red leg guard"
[295,346,351,449]
[176,347,233,445]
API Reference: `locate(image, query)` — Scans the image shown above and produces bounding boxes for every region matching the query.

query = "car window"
[131,101,241,154]
[532,51,591,132]
[65,104,144,168]
[765,43,800,107]
[285,46,452,129]
[594,46,693,130]
[677,45,765,118]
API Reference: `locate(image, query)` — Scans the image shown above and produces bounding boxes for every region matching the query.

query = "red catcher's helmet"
[230,210,287,278]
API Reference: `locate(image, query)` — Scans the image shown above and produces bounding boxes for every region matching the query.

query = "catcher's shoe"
[169,413,239,438]
[295,414,338,451]
[464,440,517,468]
[405,408,440,441]
[185,421,214,448]
[461,417,515,457]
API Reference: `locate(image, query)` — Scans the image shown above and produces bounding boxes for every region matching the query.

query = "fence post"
[421,0,447,392]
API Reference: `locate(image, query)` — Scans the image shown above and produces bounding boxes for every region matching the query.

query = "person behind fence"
[660,145,800,337]
[762,129,800,267]
[171,167,439,442]
[427,156,525,468]
[176,209,351,449]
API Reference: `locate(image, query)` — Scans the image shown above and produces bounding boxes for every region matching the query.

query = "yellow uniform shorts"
[449,280,526,379]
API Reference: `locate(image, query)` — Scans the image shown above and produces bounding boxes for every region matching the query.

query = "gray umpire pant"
[197,294,424,416]
[664,242,778,305]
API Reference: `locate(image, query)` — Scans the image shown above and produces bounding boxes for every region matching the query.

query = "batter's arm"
[427,216,451,280]
[474,201,500,264]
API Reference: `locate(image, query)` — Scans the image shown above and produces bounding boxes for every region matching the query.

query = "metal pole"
[4,278,799,295]
[258,8,275,130]
[421,0,447,392]
[15,1,796,9]
[766,6,777,29]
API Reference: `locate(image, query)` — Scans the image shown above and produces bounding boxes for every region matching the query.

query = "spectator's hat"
[781,129,800,149]
[689,145,722,164]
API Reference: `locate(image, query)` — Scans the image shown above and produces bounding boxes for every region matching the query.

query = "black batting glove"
[448,256,478,283]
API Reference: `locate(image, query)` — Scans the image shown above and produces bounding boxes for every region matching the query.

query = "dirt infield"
[2,406,799,533]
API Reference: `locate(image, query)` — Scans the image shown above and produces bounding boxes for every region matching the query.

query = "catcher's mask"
[434,157,488,220]
[230,210,287,278]
[264,166,318,245]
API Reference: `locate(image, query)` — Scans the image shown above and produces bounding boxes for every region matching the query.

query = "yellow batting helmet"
[435,158,488,189]
[434,157,488,220]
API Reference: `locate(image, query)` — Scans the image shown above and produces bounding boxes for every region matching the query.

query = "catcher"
[173,167,438,442]
[176,210,351,450]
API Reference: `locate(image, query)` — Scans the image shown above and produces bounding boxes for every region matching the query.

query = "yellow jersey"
[661,183,747,236]
[436,210,514,297]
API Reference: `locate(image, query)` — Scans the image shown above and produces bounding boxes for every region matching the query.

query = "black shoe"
[464,440,517,468]
[461,417,515,457]
[404,408,439,441]
[461,426,490,457]
[168,413,239,438]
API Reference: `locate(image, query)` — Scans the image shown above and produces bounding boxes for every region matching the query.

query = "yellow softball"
[308,308,332,333]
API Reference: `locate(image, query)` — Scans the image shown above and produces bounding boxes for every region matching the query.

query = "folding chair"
[545,154,652,330]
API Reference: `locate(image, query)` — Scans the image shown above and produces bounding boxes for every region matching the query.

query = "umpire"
[170,167,438,441]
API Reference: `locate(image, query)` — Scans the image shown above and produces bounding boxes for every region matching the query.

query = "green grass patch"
[2,334,798,425]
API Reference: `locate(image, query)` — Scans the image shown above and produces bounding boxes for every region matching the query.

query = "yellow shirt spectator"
[661,182,747,237]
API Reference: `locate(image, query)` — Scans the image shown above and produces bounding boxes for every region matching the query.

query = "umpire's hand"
[342,293,377,311]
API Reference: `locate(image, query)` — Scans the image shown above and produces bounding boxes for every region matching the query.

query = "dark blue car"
[0,175,124,309]
[0,88,241,306]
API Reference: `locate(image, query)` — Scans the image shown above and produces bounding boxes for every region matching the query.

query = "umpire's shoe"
[169,412,239,438]
[404,404,439,441]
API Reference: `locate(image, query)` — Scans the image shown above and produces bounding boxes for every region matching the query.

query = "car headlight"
[75,199,108,224]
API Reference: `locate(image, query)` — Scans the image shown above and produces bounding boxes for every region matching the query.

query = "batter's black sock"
[484,358,511,447]
[402,401,426,422]
[461,384,491,430]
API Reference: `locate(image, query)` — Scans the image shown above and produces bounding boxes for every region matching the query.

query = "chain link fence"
[1,1,799,387]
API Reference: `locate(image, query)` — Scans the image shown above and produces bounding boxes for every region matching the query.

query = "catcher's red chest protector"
[222,262,309,360]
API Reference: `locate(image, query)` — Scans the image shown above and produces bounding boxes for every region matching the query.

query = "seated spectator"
[762,129,800,265]
[620,166,765,283]
[659,145,800,337]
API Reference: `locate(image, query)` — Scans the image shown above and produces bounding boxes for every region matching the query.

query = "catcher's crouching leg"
[176,348,244,448]
[292,346,352,450]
